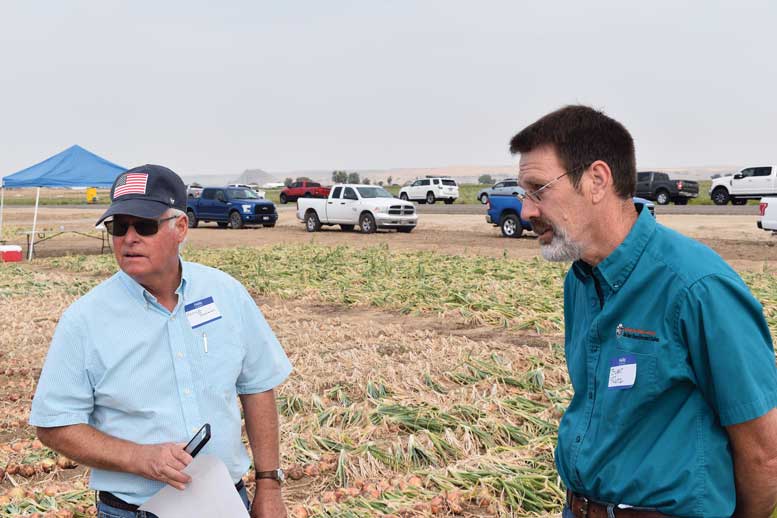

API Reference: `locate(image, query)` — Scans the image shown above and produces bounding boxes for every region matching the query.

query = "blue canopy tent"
[0,145,126,259]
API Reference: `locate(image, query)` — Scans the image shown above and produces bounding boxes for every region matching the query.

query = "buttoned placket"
[569,270,609,488]
[143,288,204,438]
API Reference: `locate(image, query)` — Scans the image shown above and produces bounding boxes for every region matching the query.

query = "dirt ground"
[3,206,777,271]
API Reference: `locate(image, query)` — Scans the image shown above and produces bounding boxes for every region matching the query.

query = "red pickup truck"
[279,181,331,204]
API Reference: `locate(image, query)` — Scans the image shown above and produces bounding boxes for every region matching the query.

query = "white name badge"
[608,354,637,390]
[185,296,222,329]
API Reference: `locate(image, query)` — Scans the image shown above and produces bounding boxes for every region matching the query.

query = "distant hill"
[234,168,281,185]
[183,164,739,189]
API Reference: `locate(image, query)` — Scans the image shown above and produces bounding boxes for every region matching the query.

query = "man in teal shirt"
[511,105,777,517]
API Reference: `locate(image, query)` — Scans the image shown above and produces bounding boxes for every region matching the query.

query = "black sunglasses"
[105,216,179,237]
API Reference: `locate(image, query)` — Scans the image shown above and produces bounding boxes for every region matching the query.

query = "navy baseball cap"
[97,164,187,225]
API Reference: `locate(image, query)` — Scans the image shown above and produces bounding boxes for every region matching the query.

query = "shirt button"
[177,352,184,359]
[170,315,176,321]
[184,388,191,395]
[575,436,581,443]
[588,392,593,399]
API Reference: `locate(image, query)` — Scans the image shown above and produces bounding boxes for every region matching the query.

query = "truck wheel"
[479,193,489,204]
[187,210,198,228]
[359,213,376,234]
[711,187,730,205]
[305,211,321,232]
[229,211,244,229]
[400,192,409,201]
[426,192,436,204]
[655,189,670,205]
[217,222,228,228]
[674,198,689,205]
[500,214,523,238]
[732,198,747,205]
[279,193,288,204]
[340,224,355,232]
[444,199,454,205]
[397,226,414,233]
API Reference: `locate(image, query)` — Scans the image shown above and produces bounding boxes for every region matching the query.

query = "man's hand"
[251,483,286,518]
[130,442,193,490]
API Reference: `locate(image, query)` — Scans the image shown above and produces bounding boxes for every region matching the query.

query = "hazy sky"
[1,1,775,177]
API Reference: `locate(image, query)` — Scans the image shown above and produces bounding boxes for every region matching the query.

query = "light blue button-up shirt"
[30,260,292,505]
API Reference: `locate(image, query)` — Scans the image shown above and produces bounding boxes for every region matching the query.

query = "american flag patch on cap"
[113,173,149,198]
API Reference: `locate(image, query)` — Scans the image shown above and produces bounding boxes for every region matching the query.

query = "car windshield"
[227,188,259,199]
[356,187,394,199]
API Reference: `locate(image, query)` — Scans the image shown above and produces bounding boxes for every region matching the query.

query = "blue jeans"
[96,486,250,518]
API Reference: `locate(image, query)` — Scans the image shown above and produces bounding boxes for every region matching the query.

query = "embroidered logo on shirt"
[616,323,659,342]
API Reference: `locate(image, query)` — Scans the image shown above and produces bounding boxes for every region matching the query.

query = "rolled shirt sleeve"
[30,311,95,427]
[235,285,292,395]
[679,273,777,426]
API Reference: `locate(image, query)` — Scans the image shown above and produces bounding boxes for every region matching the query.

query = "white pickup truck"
[296,184,417,233]
[758,197,777,233]
[710,165,777,205]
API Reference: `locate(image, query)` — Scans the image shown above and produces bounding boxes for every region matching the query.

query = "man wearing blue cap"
[30,165,292,518]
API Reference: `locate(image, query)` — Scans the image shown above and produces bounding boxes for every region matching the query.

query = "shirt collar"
[572,204,656,291]
[117,257,189,305]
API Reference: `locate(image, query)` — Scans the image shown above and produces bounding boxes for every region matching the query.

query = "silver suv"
[476,179,523,204]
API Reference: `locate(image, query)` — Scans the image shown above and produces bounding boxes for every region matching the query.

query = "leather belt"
[99,479,245,512]
[568,491,672,518]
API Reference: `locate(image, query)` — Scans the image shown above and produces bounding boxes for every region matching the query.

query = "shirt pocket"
[191,319,243,398]
[599,349,658,431]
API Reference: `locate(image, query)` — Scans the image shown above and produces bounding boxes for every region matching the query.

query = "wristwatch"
[255,468,285,484]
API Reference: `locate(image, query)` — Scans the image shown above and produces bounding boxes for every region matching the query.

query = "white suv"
[399,177,459,204]
[228,183,266,199]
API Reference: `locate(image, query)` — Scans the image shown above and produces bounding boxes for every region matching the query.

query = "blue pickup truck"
[485,194,533,237]
[186,186,278,229]
[486,194,655,238]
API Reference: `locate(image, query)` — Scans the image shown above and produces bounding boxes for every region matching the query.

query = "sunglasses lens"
[105,220,129,236]
[134,220,159,236]
[106,218,160,236]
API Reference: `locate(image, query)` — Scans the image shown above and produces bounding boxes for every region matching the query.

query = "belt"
[99,479,245,512]
[567,491,672,518]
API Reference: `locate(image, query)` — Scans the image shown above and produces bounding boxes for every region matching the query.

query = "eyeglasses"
[105,216,179,237]
[517,164,590,203]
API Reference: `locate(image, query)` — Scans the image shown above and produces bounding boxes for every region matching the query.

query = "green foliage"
[478,174,495,184]
[332,171,349,183]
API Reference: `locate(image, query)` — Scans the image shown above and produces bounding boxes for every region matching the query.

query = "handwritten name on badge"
[608,355,637,390]
[185,297,222,329]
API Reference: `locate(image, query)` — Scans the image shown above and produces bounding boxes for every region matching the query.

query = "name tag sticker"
[185,296,222,329]
[608,354,637,390]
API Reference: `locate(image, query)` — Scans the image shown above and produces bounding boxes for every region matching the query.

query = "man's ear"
[175,214,189,241]
[587,160,613,204]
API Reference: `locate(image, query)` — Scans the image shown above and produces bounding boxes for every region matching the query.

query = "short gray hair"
[164,208,188,253]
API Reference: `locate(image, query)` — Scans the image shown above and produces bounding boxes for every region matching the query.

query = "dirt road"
[3,206,776,270]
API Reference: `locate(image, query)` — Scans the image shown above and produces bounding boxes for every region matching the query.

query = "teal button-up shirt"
[557,206,777,517]
[30,260,292,505]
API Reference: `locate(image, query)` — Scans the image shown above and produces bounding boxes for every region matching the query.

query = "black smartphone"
[184,423,211,457]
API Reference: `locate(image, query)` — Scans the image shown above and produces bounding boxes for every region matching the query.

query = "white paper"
[139,454,249,518]
[608,363,637,389]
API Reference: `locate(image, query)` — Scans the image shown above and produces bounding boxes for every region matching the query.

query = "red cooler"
[0,245,23,262]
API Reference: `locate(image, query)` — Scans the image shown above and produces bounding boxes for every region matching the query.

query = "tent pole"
[28,187,40,260]
[0,186,5,240]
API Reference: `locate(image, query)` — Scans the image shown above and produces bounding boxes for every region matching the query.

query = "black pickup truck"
[635,171,699,205]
